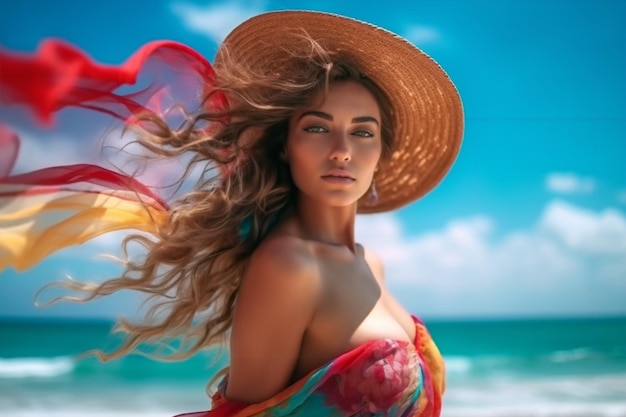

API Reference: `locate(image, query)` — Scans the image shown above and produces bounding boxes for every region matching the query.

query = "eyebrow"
[298,110,380,126]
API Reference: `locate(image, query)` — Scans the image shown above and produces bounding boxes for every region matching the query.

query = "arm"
[225,236,320,403]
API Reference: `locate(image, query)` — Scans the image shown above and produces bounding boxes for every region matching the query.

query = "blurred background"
[1,0,625,416]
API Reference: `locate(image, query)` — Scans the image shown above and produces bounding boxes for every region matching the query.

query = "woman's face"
[286,80,382,209]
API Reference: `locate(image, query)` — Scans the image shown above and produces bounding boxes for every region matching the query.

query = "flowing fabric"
[0,39,225,270]
[176,317,445,417]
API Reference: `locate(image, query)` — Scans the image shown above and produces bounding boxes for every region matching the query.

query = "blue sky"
[0,0,624,320]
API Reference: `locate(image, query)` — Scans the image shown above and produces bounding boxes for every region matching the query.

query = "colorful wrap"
[176,317,445,417]
[0,40,225,271]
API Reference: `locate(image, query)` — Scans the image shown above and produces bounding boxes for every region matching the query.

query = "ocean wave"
[444,354,520,376]
[546,347,595,363]
[0,411,174,417]
[0,356,75,378]
[444,373,626,416]
[2,378,626,417]
[442,356,472,374]
[443,403,626,417]
[443,346,626,379]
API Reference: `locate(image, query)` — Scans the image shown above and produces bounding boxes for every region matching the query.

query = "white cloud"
[10,127,100,175]
[171,1,264,44]
[404,26,440,45]
[545,172,596,194]
[356,199,626,317]
[539,200,626,254]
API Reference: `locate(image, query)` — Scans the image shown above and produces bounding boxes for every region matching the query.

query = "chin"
[320,195,363,209]
[296,186,366,209]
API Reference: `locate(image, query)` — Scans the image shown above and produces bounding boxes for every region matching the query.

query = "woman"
[0,10,463,417]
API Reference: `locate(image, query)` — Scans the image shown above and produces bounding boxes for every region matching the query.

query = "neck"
[292,194,358,253]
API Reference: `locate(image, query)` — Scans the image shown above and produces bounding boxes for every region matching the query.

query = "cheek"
[359,142,383,169]
[289,154,315,180]
[286,140,316,184]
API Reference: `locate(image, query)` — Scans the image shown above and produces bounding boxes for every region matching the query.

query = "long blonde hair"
[54,36,395,362]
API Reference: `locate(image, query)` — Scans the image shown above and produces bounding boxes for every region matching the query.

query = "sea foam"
[0,356,74,378]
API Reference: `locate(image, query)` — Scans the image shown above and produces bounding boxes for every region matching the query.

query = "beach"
[1,317,625,417]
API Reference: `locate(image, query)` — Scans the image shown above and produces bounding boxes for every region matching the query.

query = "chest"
[317,254,382,317]
[292,251,413,380]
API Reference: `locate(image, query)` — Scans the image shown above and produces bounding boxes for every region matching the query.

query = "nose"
[329,132,351,162]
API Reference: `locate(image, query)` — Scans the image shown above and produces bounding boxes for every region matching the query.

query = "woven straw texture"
[216,11,464,213]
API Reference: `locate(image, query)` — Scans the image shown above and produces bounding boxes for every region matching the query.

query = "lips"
[321,169,355,180]
[321,169,355,185]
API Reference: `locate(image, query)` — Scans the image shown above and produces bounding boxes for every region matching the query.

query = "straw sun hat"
[216,10,464,214]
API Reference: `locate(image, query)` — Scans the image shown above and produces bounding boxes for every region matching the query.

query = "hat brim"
[216,10,464,213]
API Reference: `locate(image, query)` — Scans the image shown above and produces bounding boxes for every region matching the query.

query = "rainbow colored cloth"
[0,40,445,416]
[0,40,214,271]
[176,317,445,417]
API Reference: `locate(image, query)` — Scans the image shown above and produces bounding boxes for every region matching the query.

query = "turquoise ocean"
[1,317,625,417]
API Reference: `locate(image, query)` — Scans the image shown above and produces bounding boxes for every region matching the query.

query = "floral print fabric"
[176,317,445,417]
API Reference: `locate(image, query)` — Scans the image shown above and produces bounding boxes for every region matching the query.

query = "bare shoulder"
[245,234,320,288]
[238,233,322,329]
[226,234,321,403]
[250,233,316,267]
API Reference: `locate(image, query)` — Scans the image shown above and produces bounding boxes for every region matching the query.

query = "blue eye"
[353,130,374,138]
[304,125,327,133]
